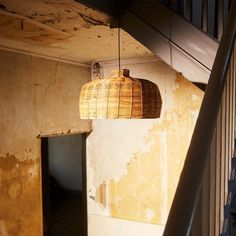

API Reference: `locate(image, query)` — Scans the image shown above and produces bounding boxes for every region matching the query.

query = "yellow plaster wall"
[87,60,203,230]
[0,50,204,235]
[0,50,91,236]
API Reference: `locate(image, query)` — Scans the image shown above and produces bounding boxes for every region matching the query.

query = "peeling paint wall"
[0,49,91,236]
[87,60,204,234]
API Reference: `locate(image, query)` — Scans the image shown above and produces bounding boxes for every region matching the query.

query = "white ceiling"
[0,0,153,64]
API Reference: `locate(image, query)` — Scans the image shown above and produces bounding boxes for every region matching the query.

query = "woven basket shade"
[79,69,162,119]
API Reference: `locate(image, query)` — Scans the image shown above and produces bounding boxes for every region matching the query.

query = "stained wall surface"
[0,50,91,236]
[87,59,204,234]
[0,0,151,64]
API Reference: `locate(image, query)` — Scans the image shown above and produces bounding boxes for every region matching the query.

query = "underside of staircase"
[120,0,219,84]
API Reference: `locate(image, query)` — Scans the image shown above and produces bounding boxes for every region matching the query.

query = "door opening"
[41,133,87,236]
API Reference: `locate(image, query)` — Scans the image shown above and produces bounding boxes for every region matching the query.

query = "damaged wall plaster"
[0,46,203,235]
[87,60,204,232]
[0,49,91,236]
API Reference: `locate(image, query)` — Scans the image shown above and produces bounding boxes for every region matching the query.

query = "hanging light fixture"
[79,10,162,119]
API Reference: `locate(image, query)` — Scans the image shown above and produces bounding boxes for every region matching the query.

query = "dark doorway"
[41,133,87,236]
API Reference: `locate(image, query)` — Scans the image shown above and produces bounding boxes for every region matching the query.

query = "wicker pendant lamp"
[79,69,162,119]
[79,18,162,119]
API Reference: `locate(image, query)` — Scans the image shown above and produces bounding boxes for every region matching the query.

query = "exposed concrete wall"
[48,134,83,191]
[87,59,204,235]
[0,50,91,236]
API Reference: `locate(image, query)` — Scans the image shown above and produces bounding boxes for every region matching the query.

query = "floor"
[45,191,83,236]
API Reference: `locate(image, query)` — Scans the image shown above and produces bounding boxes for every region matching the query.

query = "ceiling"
[0,0,153,64]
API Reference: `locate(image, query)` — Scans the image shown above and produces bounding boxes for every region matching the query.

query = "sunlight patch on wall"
[88,70,203,225]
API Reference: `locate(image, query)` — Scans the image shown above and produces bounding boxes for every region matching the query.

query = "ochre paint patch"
[0,154,42,236]
[96,182,107,206]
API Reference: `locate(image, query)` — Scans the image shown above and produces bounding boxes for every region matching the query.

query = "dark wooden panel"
[217,0,224,40]
[225,66,231,181]
[233,44,236,145]
[207,0,217,38]
[209,131,217,236]
[215,112,222,236]
[220,87,226,233]
[191,184,203,236]
[223,0,230,26]
[177,0,185,16]
[201,158,210,236]
[170,0,178,11]
[202,0,208,33]
[184,0,192,20]
[228,65,233,173]
[234,44,236,138]
[192,0,203,28]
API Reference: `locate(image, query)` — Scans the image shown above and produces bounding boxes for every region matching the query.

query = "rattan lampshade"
[79,69,162,119]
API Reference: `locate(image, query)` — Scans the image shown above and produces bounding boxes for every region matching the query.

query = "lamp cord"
[117,0,121,74]
[118,18,121,73]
